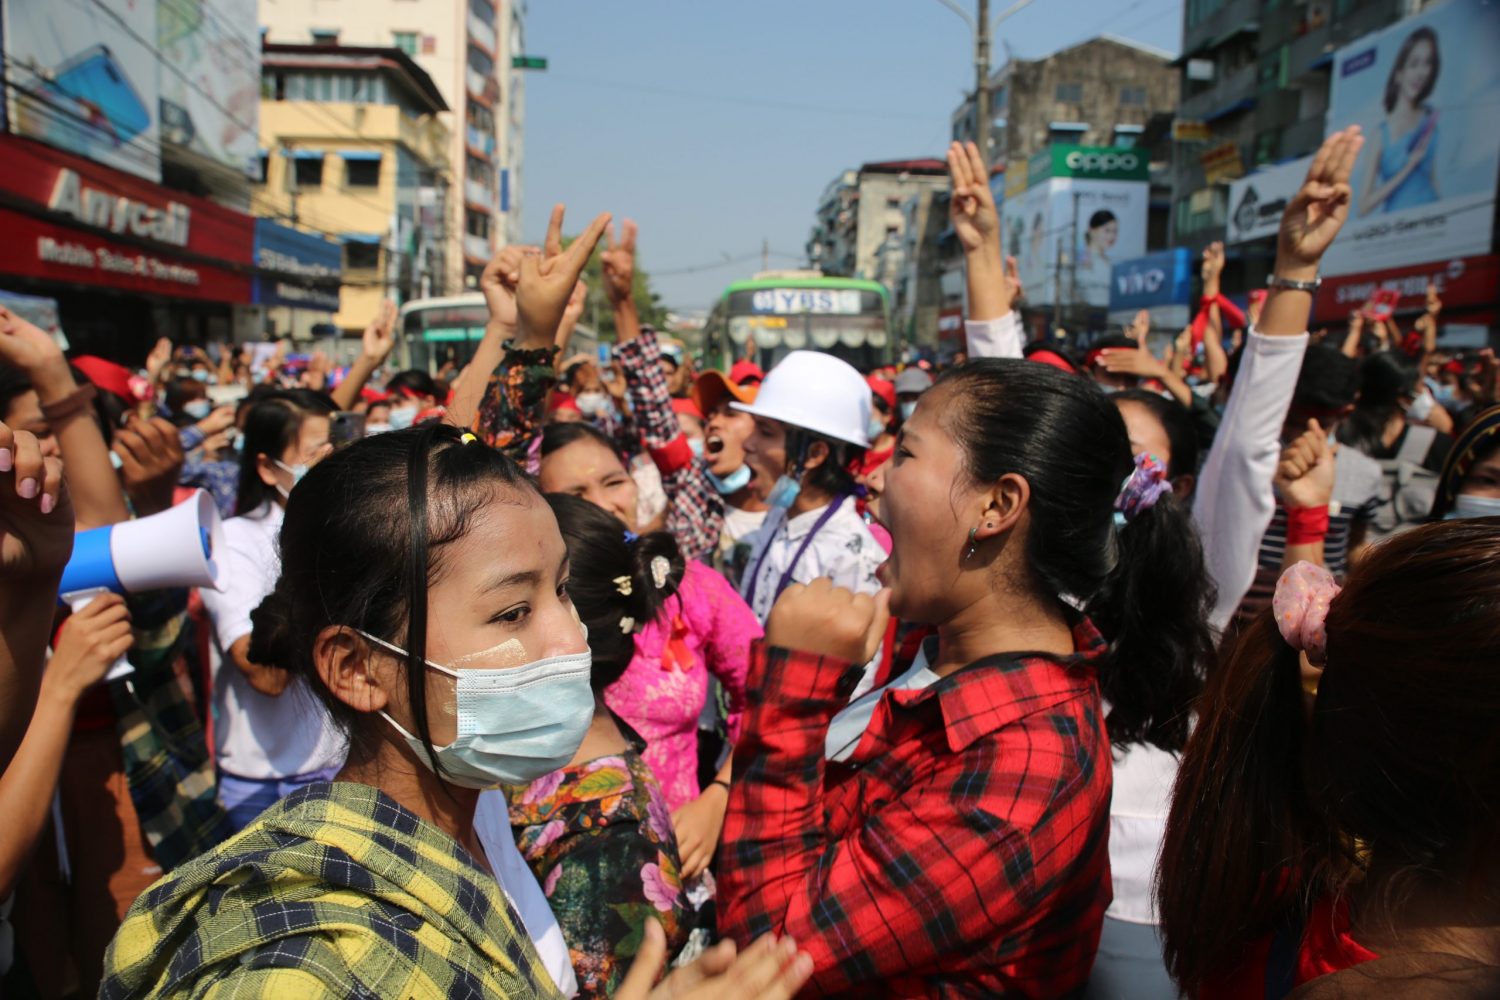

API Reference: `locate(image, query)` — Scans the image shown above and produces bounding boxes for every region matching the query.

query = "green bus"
[700,275,893,372]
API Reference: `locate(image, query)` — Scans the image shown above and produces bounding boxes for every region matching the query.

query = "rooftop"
[262,42,449,114]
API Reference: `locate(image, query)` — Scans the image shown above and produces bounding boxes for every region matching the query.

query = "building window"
[469,0,496,25]
[293,155,324,188]
[393,31,418,55]
[884,225,900,239]
[465,211,490,240]
[345,242,380,270]
[345,156,381,187]
[1120,86,1147,106]
[886,197,902,210]
[1054,82,1083,103]
[310,28,339,45]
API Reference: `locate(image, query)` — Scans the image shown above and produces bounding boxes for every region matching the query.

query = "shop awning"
[338,151,382,162]
[290,149,325,160]
[1205,98,1255,123]
[341,233,383,244]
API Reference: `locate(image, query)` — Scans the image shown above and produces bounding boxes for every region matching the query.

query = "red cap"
[671,397,704,421]
[865,375,896,412]
[728,360,764,385]
[72,355,142,403]
[1443,359,1465,374]
[1029,350,1078,375]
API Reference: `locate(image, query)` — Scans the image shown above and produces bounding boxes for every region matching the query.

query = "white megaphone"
[59,489,227,680]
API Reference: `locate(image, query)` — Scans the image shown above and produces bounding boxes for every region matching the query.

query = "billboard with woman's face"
[1322,0,1500,277]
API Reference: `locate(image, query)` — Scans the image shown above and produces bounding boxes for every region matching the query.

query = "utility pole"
[1068,190,1082,326]
[762,237,769,273]
[1052,234,1064,331]
[975,0,991,169]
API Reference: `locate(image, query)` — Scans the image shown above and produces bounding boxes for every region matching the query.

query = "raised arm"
[0,421,71,766]
[0,307,128,529]
[947,141,1024,359]
[448,244,528,430]
[1194,127,1364,632]
[331,300,397,411]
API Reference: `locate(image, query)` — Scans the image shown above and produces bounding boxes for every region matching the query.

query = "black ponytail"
[545,493,685,691]
[935,359,1214,753]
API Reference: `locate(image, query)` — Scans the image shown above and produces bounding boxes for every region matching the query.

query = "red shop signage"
[0,133,253,302]
[1314,254,1500,322]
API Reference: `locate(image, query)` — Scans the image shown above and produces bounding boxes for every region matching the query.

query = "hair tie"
[623,529,639,544]
[650,555,671,591]
[613,575,633,597]
[459,431,477,445]
[1114,452,1172,524]
[1273,561,1340,663]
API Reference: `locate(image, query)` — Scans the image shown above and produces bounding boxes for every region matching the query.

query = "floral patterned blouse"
[603,560,761,811]
[506,728,699,998]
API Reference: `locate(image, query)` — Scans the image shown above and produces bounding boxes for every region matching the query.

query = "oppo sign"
[1065,150,1140,174]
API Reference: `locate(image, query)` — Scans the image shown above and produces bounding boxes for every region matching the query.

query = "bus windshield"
[398,294,599,374]
[704,281,891,372]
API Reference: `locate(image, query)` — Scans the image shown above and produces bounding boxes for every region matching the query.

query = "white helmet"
[732,350,871,448]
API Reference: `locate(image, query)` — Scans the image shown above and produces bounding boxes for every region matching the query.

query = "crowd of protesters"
[0,124,1495,999]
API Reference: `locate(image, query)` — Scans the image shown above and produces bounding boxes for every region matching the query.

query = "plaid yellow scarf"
[101,781,560,999]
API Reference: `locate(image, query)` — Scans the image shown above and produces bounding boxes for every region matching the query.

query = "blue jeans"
[218,767,341,832]
[1085,917,1180,999]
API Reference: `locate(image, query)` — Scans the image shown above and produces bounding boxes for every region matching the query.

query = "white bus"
[396,292,599,374]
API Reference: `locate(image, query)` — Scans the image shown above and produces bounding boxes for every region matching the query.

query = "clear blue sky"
[520,0,1184,311]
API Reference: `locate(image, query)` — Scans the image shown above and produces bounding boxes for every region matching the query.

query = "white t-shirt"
[825,638,940,762]
[198,502,346,780]
[474,793,579,998]
[721,504,768,545]
[1105,741,1179,925]
[739,498,885,623]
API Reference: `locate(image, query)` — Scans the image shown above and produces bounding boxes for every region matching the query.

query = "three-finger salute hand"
[1278,126,1364,276]
[947,141,1000,255]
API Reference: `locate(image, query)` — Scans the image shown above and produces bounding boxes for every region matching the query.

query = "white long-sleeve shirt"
[1192,330,1310,633]
[964,312,1025,360]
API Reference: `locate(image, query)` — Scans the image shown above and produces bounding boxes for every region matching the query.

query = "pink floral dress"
[603,560,761,810]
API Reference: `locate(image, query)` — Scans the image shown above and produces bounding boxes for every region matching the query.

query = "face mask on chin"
[1446,493,1500,520]
[765,474,802,510]
[707,463,753,496]
[358,630,594,788]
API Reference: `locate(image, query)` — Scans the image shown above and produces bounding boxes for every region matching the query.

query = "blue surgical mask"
[1446,493,1500,520]
[867,416,887,442]
[191,370,214,384]
[688,437,705,459]
[183,399,212,420]
[706,463,753,495]
[358,631,594,788]
[273,458,309,499]
[899,401,917,421]
[389,404,419,430]
[766,474,802,510]
[1433,383,1457,407]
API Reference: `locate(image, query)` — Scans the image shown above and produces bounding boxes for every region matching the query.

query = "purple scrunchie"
[1114,452,1172,522]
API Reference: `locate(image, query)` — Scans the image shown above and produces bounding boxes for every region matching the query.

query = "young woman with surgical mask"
[199,388,344,831]
[104,424,813,999]
[1430,403,1500,520]
[735,351,885,627]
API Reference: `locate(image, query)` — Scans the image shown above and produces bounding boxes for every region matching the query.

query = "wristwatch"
[1267,274,1322,293]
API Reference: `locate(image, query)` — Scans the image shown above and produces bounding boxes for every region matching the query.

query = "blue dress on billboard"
[1375,114,1439,213]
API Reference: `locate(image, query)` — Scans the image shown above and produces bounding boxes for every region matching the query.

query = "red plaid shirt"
[718,621,1113,998]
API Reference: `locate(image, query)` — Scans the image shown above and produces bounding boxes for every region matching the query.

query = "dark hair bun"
[627,530,685,625]
[247,580,299,675]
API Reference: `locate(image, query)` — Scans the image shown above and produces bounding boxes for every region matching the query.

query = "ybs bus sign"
[750,288,862,315]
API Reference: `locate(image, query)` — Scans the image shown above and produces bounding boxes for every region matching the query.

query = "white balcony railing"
[465,177,490,206]
[465,233,492,260]
[468,12,497,53]
[465,126,495,156]
[467,68,489,99]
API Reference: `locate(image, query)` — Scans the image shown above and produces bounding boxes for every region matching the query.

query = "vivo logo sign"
[1065,150,1140,173]
[1116,267,1166,296]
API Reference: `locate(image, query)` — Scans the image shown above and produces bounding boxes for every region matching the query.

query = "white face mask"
[273,458,308,499]
[364,422,393,436]
[1406,391,1435,422]
[388,405,420,430]
[358,631,594,788]
[1446,493,1500,520]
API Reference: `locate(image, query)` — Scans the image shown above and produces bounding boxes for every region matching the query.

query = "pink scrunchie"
[1273,561,1341,662]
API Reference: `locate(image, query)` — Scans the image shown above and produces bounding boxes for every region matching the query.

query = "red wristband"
[648,434,695,475]
[1285,504,1330,545]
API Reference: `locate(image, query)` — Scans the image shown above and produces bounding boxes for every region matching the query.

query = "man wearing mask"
[893,367,932,423]
[692,363,768,574]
